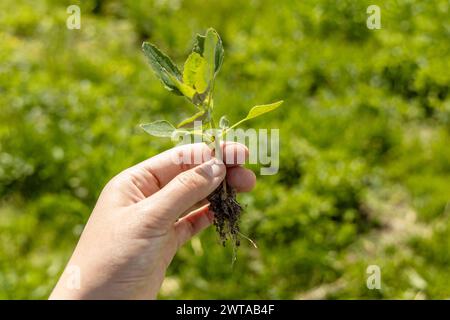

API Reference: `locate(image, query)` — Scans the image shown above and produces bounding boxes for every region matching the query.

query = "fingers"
[135,158,225,226]
[132,142,248,189]
[174,205,214,247]
[226,167,256,192]
[221,142,248,166]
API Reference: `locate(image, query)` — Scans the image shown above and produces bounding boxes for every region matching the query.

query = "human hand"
[50,142,255,299]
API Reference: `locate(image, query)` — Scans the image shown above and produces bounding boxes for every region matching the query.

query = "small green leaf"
[193,28,224,80]
[142,42,184,95]
[227,100,284,131]
[141,120,212,143]
[245,100,284,120]
[183,52,208,94]
[203,28,224,78]
[177,109,206,128]
[140,120,177,138]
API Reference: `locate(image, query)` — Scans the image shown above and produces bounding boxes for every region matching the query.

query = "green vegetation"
[0,0,449,299]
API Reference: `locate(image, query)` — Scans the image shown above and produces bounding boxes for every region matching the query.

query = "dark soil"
[207,181,242,247]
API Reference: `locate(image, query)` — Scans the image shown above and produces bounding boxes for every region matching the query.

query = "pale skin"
[50,142,255,300]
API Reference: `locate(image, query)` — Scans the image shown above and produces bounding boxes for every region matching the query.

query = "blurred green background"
[1,0,449,299]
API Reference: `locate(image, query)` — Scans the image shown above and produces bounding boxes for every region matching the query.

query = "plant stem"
[204,78,226,192]
[214,129,223,161]
[205,78,222,161]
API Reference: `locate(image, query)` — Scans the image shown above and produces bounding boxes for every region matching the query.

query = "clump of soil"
[207,181,242,247]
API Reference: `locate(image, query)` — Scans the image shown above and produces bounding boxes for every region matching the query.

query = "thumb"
[136,158,226,226]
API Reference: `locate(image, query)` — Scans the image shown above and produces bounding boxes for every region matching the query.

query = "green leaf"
[183,52,208,94]
[227,100,284,130]
[142,42,184,95]
[193,28,224,80]
[176,109,206,128]
[140,120,177,138]
[245,100,284,120]
[203,28,224,78]
[141,120,211,143]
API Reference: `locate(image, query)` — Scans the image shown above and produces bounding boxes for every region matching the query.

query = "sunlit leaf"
[140,120,177,137]
[227,100,284,130]
[245,100,284,120]
[142,42,184,95]
[194,28,224,79]
[203,28,224,78]
[183,52,208,94]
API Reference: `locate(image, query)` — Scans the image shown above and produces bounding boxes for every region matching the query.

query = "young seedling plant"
[140,28,283,249]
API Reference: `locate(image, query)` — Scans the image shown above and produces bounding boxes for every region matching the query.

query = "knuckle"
[175,149,193,172]
[105,173,126,190]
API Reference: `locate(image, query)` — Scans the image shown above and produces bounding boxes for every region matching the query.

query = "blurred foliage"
[0,0,449,299]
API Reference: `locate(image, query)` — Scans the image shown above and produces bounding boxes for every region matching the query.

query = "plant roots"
[207,181,242,247]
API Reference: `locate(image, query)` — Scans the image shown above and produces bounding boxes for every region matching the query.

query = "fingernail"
[202,158,224,178]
